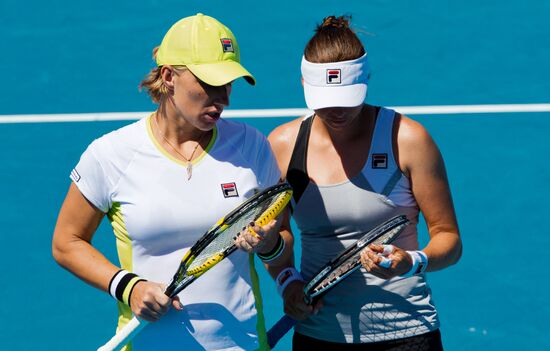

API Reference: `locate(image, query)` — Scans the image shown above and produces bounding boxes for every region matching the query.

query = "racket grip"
[97,317,148,351]
[267,314,297,349]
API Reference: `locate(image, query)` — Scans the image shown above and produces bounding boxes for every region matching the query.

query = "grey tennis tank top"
[287,107,440,343]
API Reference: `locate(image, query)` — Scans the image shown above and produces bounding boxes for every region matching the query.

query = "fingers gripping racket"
[97,183,293,351]
[266,215,409,349]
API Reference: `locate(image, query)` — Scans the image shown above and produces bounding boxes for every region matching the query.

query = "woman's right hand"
[282,280,322,321]
[129,281,183,322]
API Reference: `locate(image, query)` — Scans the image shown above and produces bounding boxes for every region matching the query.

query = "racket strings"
[310,254,361,296]
[187,193,287,272]
[308,224,406,298]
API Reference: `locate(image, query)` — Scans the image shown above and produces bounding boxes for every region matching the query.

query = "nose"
[214,83,231,106]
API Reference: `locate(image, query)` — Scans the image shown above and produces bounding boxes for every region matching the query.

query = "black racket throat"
[302,215,410,303]
[165,275,193,297]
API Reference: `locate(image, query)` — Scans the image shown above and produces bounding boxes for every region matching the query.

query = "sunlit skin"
[129,68,237,320]
[156,68,289,257]
[307,104,379,186]
[52,67,287,322]
[266,104,374,320]
[154,67,232,151]
[268,101,462,321]
[155,66,288,318]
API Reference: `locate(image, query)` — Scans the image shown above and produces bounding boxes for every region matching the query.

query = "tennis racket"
[266,215,409,348]
[97,182,293,351]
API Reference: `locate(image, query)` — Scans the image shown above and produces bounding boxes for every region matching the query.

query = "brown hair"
[139,46,186,104]
[304,15,365,63]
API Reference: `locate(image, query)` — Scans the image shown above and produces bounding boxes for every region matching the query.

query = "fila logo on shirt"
[221,182,239,198]
[326,69,342,84]
[372,154,388,169]
[70,168,81,182]
[220,38,234,53]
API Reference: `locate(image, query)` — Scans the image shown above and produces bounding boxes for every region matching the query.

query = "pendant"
[186,162,193,180]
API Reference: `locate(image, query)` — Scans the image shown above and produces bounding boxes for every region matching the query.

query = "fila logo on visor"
[326,69,342,84]
[220,38,234,53]
[372,154,388,169]
[221,182,239,198]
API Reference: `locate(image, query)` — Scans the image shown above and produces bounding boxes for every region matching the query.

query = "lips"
[326,116,348,125]
[205,110,222,121]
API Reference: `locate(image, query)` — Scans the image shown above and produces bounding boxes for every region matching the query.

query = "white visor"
[301,53,369,110]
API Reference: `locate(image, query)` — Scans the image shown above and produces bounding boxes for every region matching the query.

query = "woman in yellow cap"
[268,15,462,350]
[53,14,291,350]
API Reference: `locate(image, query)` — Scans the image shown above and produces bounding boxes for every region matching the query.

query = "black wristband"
[257,234,285,262]
[108,270,147,306]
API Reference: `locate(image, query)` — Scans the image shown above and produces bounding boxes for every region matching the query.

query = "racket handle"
[97,317,148,351]
[267,314,297,349]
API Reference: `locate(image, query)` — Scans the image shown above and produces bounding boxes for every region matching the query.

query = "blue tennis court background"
[1,1,549,350]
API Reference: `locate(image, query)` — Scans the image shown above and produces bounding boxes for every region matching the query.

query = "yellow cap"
[156,13,255,86]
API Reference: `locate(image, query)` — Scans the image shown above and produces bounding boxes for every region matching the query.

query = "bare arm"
[399,116,462,271]
[235,120,300,273]
[52,182,116,289]
[260,209,295,278]
[52,183,180,321]
[233,193,310,318]
[264,121,301,278]
[362,116,462,277]
[264,120,319,319]
[268,118,302,179]
[234,119,299,274]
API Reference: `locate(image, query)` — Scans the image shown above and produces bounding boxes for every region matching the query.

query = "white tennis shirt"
[71,115,280,350]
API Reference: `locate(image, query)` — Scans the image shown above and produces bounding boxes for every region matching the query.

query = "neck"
[155,107,208,144]
[152,111,211,163]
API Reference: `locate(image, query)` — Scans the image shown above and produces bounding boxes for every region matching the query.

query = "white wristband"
[275,267,303,297]
[108,269,129,299]
[402,250,428,277]
[108,269,146,306]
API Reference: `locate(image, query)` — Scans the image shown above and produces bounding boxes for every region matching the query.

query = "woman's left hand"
[234,217,282,254]
[360,244,413,279]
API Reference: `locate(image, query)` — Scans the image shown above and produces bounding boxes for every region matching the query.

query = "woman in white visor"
[268,15,462,350]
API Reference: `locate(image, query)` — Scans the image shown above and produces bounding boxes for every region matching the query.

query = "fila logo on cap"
[221,182,239,198]
[220,38,234,53]
[326,69,342,84]
[372,154,388,169]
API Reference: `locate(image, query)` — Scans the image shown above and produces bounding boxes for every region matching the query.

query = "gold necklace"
[153,114,209,180]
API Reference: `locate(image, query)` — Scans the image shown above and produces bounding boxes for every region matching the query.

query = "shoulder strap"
[367,107,404,196]
[286,116,314,204]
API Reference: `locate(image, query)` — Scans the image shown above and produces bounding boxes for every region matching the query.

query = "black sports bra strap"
[286,116,314,204]
[286,106,383,205]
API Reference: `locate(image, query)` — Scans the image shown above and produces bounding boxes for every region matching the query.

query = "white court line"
[1,104,549,123]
